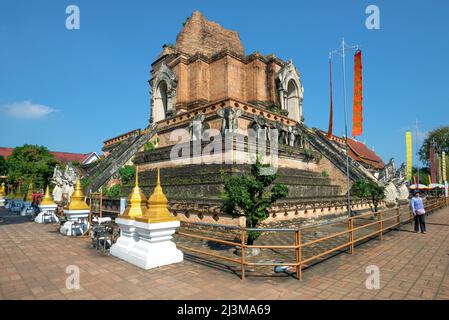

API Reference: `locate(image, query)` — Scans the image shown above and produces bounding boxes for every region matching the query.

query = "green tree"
[119,165,136,185]
[221,160,289,245]
[351,179,386,212]
[419,126,449,166]
[0,155,7,175]
[5,144,58,189]
[71,161,81,168]
[144,138,158,151]
[103,184,121,197]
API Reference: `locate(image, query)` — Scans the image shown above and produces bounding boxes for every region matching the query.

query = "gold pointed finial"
[25,181,33,202]
[136,168,178,223]
[122,170,147,219]
[41,185,55,205]
[66,179,89,210]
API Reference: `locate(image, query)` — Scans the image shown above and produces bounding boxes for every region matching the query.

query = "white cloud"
[2,100,58,119]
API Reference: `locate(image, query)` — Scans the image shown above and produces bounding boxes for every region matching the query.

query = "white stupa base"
[60,220,89,236]
[35,204,59,224]
[4,199,11,209]
[20,201,33,216]
[127,237,184,270]
[110,218,135,252]
[0,198,4,207]
[60,209,89,236]
[110,218,138,260]
[63,209,89,221]
[125,220,183,270]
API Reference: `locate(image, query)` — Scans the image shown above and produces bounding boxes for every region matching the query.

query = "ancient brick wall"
[174,11,244,58]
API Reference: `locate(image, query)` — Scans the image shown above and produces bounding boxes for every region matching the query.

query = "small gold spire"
[122,170,147,219]
[65,179,89,210]
[136,168,178,223]
[40,185,55,205]
[25,182,33,202]
[0,183,5,197]
[14,184,22,200]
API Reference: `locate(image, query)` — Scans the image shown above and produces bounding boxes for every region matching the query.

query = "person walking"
[410,190,426,234]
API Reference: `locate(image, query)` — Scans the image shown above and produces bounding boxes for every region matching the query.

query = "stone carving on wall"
[292,126,305,148]
[217,108,242,134]
[274,122,289,145]
[188,114,210,141]
[287,126,295,147]
[249,117,304,148]
[250,115,272,141]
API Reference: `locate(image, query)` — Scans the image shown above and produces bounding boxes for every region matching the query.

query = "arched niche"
[150,62,177,123]
[277,60,304,122]
[153,81,168,123]
[286,80,301,122]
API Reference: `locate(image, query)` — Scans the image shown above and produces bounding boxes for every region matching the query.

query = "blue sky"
[0,0,448,167]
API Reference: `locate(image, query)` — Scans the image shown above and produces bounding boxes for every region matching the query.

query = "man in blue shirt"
[410,191,426,233]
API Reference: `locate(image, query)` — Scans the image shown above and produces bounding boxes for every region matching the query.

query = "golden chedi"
[24,182,33,202]
[40,185,55,205]
[136,168,178,223]
[0,182,5,207]
[122,171,147,219]
[0,182,5,197]
[65,179,89,210]
[14,184,23,200]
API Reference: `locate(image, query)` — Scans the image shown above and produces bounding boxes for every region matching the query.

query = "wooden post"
[396,207,400,230]
[295,230,302,280]
[377,211,383,240]
[88,192,92,236]
[348,218,354,254]
[240,229,245,280]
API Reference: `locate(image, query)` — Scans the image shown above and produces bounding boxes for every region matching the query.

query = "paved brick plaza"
[1,206,449,300]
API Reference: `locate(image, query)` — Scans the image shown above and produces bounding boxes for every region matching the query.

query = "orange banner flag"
[352,50,363,137]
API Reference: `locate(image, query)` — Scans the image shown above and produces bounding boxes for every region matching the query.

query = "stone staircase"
[297,123,376,183]
[84,125,157,193]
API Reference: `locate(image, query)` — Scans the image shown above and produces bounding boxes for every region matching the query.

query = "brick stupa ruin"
[87,11,384,226]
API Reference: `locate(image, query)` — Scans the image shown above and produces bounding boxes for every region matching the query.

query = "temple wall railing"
[174,197,449,280]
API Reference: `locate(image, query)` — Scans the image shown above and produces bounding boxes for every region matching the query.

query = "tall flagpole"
[330,38,360,216]
[415,119,420,188]
[341,38,351,216]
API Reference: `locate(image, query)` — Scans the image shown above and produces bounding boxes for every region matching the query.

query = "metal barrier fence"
[175,197,449,280]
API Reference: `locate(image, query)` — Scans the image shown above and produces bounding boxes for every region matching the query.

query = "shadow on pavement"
[0,209,34,226]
